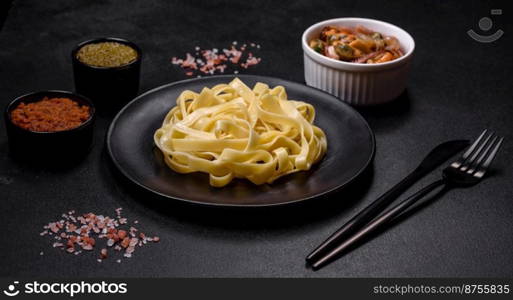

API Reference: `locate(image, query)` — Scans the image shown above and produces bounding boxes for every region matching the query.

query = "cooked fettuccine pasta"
[154,78,327,187]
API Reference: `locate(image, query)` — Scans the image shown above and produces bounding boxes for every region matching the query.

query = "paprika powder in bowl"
[4,90,96,163]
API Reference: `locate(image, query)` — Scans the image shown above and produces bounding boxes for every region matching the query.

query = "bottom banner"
[0,278,511,299]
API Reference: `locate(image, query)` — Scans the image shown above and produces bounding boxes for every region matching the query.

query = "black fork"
[311,130,504,270]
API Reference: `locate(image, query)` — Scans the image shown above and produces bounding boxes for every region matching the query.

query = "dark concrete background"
[0,0,512,277]
[0,0,13,30]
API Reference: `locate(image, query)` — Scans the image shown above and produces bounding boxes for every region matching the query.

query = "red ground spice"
[10,97,90,132]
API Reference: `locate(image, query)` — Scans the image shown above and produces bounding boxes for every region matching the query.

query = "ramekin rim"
[5,90,96,134]
[302,17,415,71]
[72,37,142,71]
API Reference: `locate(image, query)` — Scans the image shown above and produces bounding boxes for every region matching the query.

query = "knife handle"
[306,170,421,264]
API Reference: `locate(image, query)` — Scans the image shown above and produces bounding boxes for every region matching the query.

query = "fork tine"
[461,129,487,159]
[474,137,503,178]
[451,129,488,169]
[466,136,498,174]
[460,131,494,171]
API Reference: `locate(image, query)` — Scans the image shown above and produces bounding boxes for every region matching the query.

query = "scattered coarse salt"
[129,238,139,247]
[100,248,108,259]
[49,223,60,233]
[82,244,93,251]
[241,57,261,69]
[121,237,130,248]
[40,208,160,264]
[171,42,261,77]
[69,223,77,232]
[118,230,127,239]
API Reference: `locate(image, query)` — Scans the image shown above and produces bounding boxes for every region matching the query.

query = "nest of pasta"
[154,78,327,187]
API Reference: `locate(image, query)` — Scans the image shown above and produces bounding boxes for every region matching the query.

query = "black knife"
[306,139,470,265]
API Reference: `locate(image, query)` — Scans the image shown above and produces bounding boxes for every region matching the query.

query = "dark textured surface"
[1,0,512,277]
[0,1,13,30]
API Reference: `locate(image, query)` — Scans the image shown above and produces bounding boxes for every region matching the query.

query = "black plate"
[107,75,375,207]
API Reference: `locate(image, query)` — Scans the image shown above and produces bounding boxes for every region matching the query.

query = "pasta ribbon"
[154,78,327,187]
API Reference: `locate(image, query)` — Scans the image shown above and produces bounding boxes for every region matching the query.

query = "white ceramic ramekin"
[302,18,415,106]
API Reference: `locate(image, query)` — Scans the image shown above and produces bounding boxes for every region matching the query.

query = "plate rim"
[106,74,375,207]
